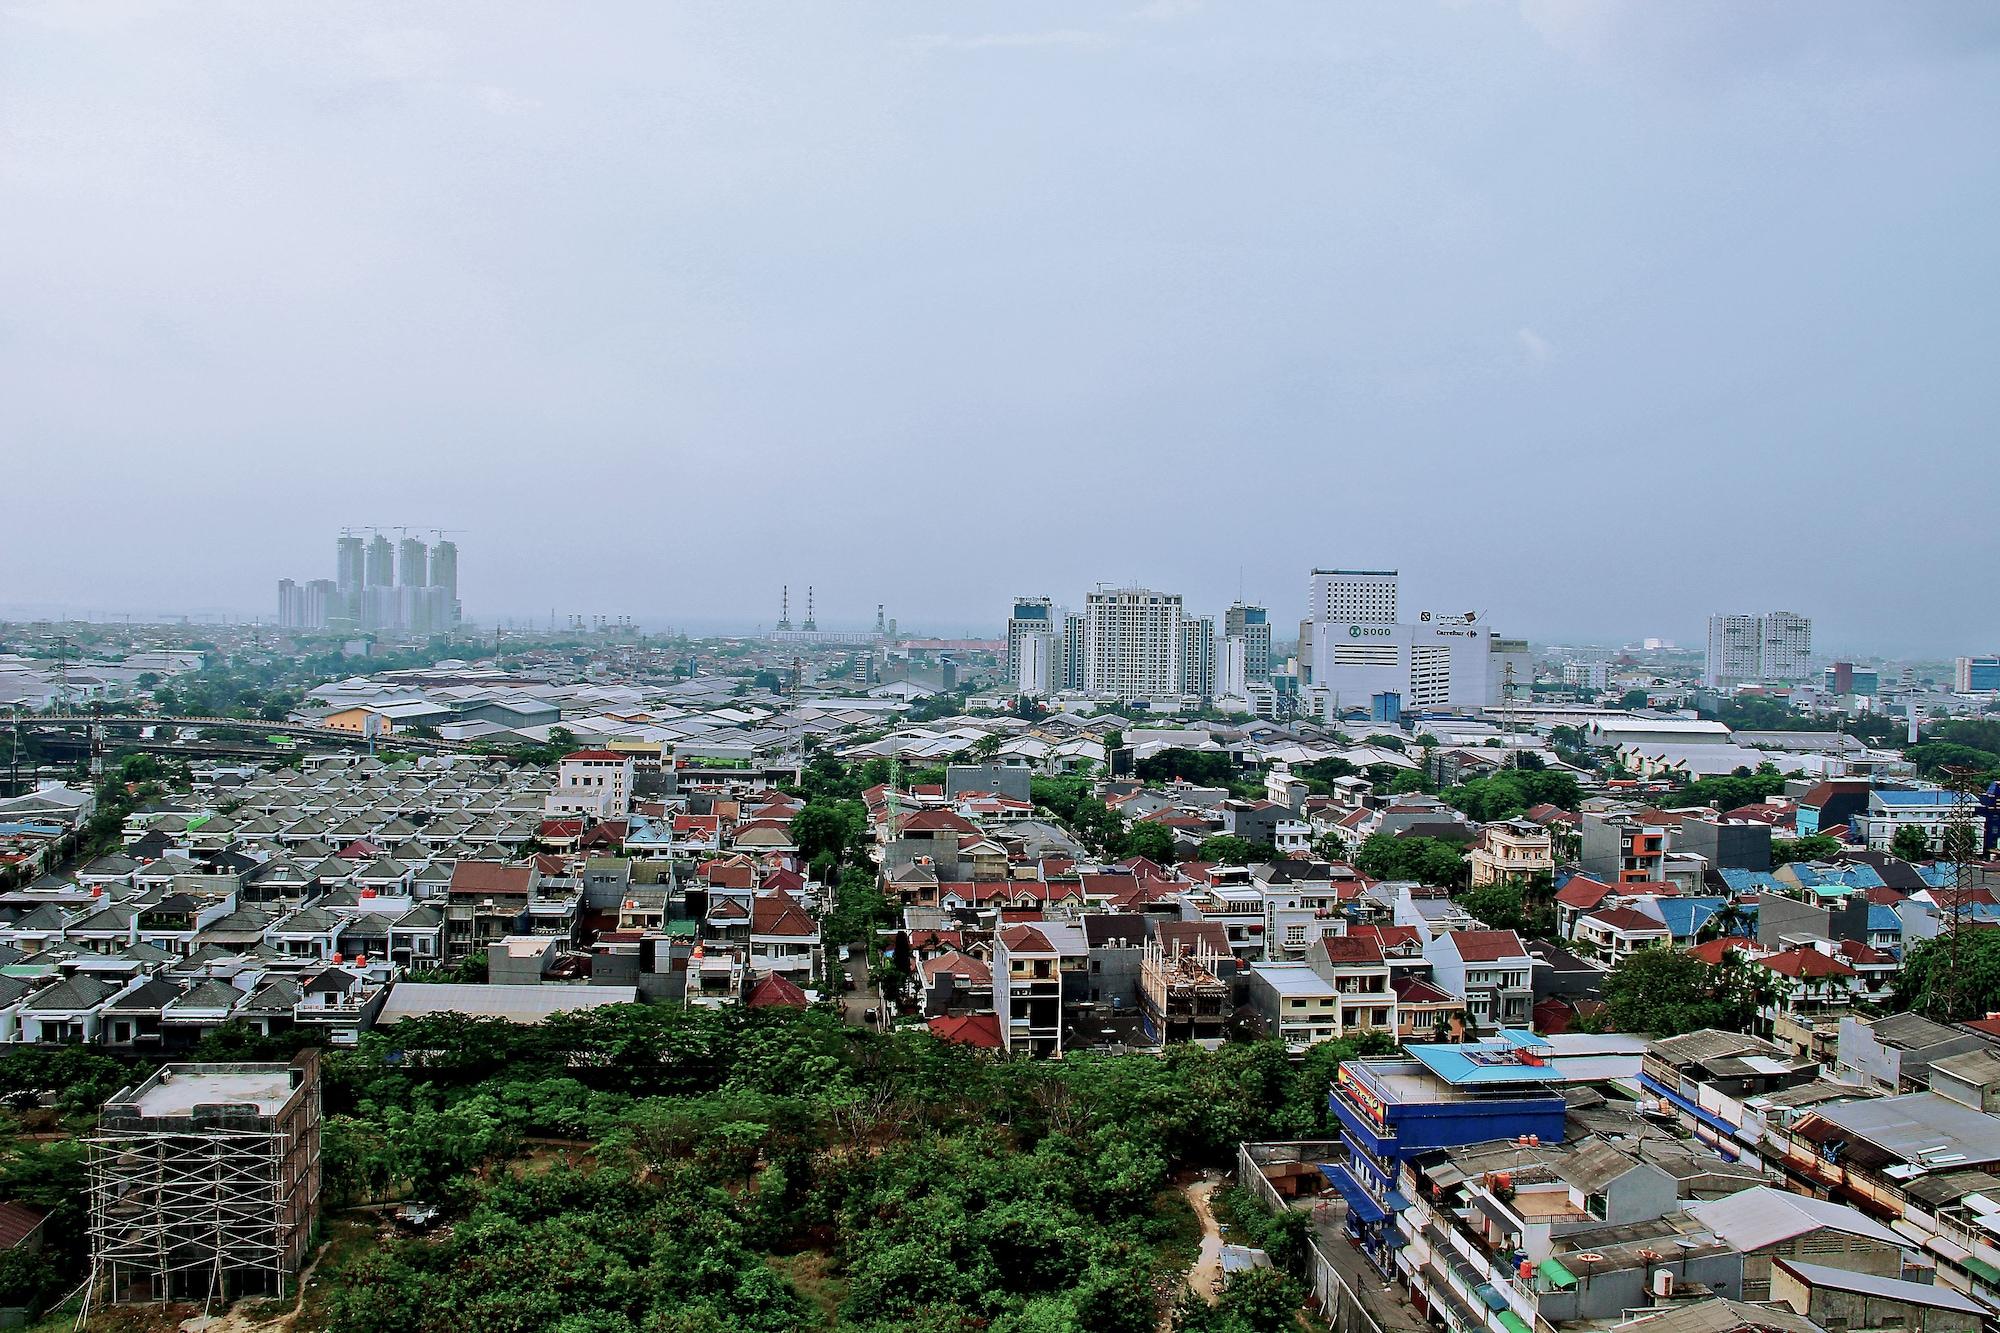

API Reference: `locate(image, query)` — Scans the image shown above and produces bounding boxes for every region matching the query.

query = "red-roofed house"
[1394,975,1461,1040]
[994,921,1081,1058]
[444,861,541,959]
[1422,929,1534,1033]
[921,949,994,1016]
[746,971,810,1009]
[1573,906,1672,960]
[671,814,721,854]
[748,891,820,979]
[928,1012,1004,1049]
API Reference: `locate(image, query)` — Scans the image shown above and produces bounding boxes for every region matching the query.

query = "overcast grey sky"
[4,2,1998,652]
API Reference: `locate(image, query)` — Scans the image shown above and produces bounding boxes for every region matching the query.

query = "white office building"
[1180,616,1216,699]
[1007,597,1056,686]
[1084,588,1184,698]
[1304,567,1515,710]
[1309,569,1398,624]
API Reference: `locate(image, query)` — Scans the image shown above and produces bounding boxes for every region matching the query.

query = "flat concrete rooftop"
[132,1069,295,1118]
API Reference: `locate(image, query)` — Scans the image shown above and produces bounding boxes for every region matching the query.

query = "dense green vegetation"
[1352,833,1465,887]
[1896,930,2000,1023]
[1658,764,1792,813]
[1438,769,1580,823]
[1029,776,1127,855]
[1598,947,1777,1035]
[306,1008,1360,1332]
[1771,835,1844,866]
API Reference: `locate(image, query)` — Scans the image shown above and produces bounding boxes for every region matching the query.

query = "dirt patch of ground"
[1184,1178,1225,1304]
[766,1249,847,1329]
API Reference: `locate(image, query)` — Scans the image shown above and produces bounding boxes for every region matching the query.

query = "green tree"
[1892,824,1935,862]
[1601,948,1732,1034]
[790,799,865,862]
[1353,833,1465,886]
[1197,835,1256,865]
[1771,835,1844,866]
[1125,822,1177,864]
[1896,930,2000,1021]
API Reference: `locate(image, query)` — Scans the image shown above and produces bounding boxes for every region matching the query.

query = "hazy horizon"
[6,2,1998,655]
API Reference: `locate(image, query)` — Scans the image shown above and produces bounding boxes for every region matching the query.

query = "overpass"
[17,714,488,756]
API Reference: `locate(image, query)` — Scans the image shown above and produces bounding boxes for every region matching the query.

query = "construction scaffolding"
[86,1051,321,1309]
[1140,933,1232,1044]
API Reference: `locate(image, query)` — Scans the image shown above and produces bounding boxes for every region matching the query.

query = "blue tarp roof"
[1867,904,1904,935]
[1719,868,1783,893]
[1319,1164,1388,1225]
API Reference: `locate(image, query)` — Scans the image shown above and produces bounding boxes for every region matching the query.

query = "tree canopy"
[1352,833,1465,886]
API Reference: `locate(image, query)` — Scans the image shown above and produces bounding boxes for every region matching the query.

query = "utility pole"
[1933,765,1984,1022]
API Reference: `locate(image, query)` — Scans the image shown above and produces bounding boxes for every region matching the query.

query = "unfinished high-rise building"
[88,1053,321,1306]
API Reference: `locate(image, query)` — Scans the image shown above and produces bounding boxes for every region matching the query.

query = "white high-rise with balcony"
[1084,588,1184,698]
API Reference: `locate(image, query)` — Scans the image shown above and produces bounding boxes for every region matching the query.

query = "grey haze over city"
[4,1,1998,653]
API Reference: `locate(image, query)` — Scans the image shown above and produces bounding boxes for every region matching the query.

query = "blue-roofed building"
[1866,902,1905,953]
[1647,896,1724,946]
[1917,863,1958,890]
[1718,868,1784,895]
[1328,1031,1568,1275]
[1853,788,1973,856]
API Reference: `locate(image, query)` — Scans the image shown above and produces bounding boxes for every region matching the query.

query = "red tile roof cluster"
[1584,907,1671,934]
[999,924,1055,952]
[1350,924,1424,954]
[750,892,816,937]
[921,949,992,985]
[1685,938,1751,966]
[449,862,534,896]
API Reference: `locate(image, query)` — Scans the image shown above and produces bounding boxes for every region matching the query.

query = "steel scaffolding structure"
[86,1053,320,1309]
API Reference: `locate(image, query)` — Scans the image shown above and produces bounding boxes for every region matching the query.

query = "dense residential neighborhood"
[3,583,2000,1333]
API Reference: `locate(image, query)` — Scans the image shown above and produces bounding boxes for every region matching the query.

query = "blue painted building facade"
[1327,1032,1568,1275]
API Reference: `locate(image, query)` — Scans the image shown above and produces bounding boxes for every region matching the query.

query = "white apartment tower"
[1084,588,1184,698]
[1180,616,1216,699]
[1706,611,1813,687]
[1016,631,1058,696]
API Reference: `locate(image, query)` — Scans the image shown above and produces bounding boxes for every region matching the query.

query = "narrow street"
[839,945,879,1027]
[1311,1211,1430,1333]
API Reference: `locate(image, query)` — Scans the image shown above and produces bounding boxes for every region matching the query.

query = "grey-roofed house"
[1928,1045,2000,1114]
[1836,1011,1992,1094]
[1687,1186,1907,1300]
[1771,1259,1982,1333]
[375,981,635,1025]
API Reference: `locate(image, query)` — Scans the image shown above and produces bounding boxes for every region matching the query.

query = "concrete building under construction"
[87,1052,321,1306]
[1140,926,1233,1044]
